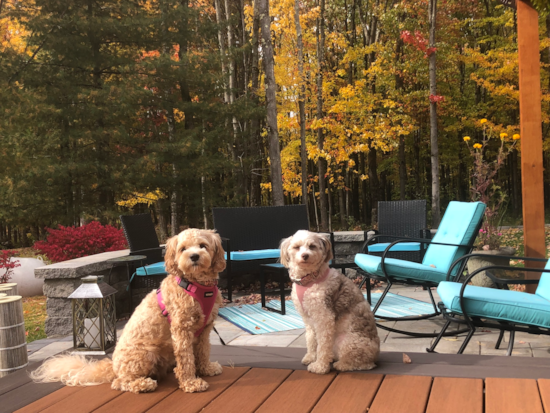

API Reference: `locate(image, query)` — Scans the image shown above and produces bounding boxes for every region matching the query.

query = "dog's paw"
[307,361,331,375]
[181,377,209,393]
[199,361,223,377]
[301,353,316,366]
[333,361,353,371]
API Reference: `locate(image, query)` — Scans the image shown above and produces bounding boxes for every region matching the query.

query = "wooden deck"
[6,346,550,413]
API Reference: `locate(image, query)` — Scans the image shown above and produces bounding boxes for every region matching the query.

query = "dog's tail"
[30,354,115,386]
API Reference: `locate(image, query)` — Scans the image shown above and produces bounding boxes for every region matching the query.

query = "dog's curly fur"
[30,228,226,394]
[281,230,380,375]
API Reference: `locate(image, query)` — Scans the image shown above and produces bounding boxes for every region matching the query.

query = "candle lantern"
[69,276,117,355]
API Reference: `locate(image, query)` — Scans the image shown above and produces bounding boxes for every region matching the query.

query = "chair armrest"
[446,253,549,282]
[130,247,165,255]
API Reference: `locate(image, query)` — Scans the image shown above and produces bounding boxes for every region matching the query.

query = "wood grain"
[537,378,550,413]
[426,377,483,413]
[311,373,383,413]
[199,368,292,413]
[256,369,336,413]
[485,378,543,413]
[145,366,250,413]
[39,383,122,413]
[369,374,432,413]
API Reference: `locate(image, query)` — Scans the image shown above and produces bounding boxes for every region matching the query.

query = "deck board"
[145,367,249,413]
[39,383,122,413]
[537,379,550,413]
[425,377,483,413]
[256,370,336,413]
[311,373,384,413]
[94,373,179,413]
[15,386,85,413]
[369,374,433,413]
[200,368,292,413]
[485,378,544,413]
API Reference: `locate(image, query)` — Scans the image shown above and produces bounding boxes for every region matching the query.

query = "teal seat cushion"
[135,261,167,276]
[355,253,448,284]
[422,201,486,275]
[225,249,280,261]
[438,281,550,329]
[367,242,422,253]
[535,263,550,301]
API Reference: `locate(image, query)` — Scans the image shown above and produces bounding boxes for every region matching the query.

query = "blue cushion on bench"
[135,261,167,276]
[438,281,550,329]
[367,242,422,253]
[355,253,448,284]
[225,249,280,261]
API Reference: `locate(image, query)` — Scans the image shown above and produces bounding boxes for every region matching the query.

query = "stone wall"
[35,250,133,337]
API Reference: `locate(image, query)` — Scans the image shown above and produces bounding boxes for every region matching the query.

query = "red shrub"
[0,251,20,283]
[34,222,128,262]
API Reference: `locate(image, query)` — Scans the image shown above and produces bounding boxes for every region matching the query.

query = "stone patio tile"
[209,319,248,345]
[479,340,532,357]
[428,337,480,355]
[530,344,550,358]
[228,333,299,347]
[380,342,435,354]
[28,340,74,362]
[288,333,307,348]
[512,332,550,343]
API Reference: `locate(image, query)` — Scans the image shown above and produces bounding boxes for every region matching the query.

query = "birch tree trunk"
[316,0,329,231]
[429,0,440,227]
[258,0,284,206]
[294,0,309,217]
[249,0,262,206]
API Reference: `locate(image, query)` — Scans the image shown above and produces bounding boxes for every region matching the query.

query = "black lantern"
[69,276,117,355]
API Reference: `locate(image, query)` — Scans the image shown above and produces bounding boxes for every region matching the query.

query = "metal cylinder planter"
[0,295,28,377]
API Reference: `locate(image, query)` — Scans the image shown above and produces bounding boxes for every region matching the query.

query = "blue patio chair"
[429,255,550,356]
[354,201,486,337]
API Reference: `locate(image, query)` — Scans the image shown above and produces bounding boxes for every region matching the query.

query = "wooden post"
[517,0,546,292]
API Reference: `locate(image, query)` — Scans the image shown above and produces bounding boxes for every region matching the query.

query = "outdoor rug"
[218,292,435,335]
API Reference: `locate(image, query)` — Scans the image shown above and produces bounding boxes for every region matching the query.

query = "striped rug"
[218,292,435,335]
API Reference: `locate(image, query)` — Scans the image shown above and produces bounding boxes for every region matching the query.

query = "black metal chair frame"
[358,231,483,338]
[428,254,550,356]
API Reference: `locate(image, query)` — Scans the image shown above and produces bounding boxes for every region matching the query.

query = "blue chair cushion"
[225,249,280,261]
[535,262,550,301]
[438,281,550,329]
[367,242,422,253]
[135,261,167,276]
[422,201,486,275]
[355,253,448,284]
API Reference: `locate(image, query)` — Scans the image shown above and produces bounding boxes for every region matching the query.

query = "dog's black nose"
[190,254,200,262]
[302,253,309,260]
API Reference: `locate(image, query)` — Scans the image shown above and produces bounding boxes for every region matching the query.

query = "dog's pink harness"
[292,268,330,306]
[156,277,218,337]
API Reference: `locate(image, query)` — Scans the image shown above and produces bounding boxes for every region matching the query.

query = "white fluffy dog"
[280,230,379,374]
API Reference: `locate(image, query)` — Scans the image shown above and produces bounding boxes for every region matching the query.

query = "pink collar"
[157,276,218,337]
[290,267,330,286]
[293,268,330,306]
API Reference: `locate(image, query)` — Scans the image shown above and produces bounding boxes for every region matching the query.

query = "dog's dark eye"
[200,244,207,249]
[293,245,300,250]
[180,247,186,252]
[310,245,317,250]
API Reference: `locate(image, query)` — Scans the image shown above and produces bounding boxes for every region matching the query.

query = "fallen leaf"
[35,327,40,331]
[443,337,458,341]
[429,264,436,268]
[403,353,412,364]
[519,341,526,344]
[255,326,261,330]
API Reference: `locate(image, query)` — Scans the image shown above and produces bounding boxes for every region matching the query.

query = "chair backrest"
[378,200,427,239]
[535,260,550,301]
[212,205,309,251]
[421,201,486,273]
[120,213,160,253]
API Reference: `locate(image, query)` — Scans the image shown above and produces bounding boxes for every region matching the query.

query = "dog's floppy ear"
[279,236,292,267]
[164,235,181,275]
[208,230,226,273]
[320,233,333,263]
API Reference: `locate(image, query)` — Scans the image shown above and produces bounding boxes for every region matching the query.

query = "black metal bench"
[212,205,309,302]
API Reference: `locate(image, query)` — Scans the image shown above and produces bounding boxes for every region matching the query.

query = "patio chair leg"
[426,320,452,353]
[427,288,440,315]
[506,330,515,356]
[260,266,267,309]
[495,330,505,349]
[458,327,476,354]
[279,267,286,316]
[372,280,392,315]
